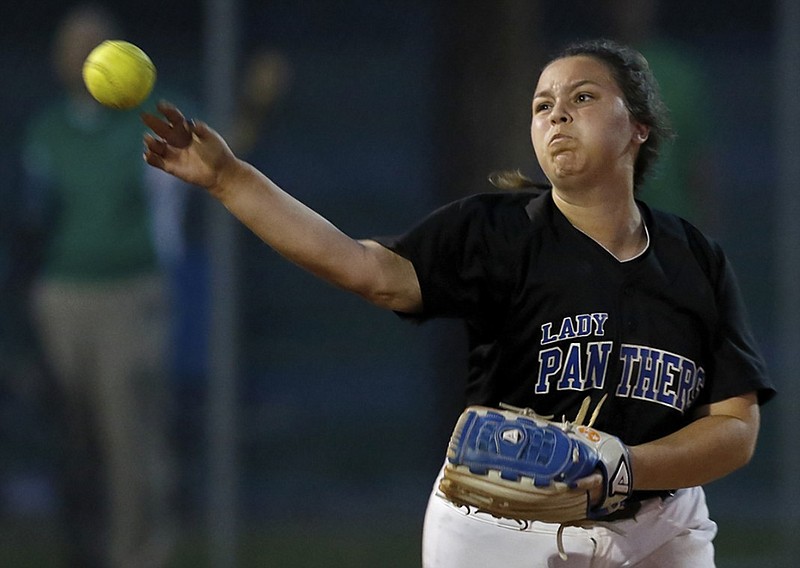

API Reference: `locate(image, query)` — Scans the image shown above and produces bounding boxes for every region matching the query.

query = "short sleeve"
[373,194,525,322]
[707,244,776,405]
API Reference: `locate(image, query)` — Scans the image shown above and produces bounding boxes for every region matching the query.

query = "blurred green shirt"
[23,99,157,281]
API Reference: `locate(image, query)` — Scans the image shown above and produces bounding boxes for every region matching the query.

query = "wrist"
[209,157,250,201]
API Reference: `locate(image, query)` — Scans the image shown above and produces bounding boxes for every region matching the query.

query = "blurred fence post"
[204,0,239,566]
[776,0,800,566]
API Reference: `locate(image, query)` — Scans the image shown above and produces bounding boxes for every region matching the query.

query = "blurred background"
[0,0,796,566]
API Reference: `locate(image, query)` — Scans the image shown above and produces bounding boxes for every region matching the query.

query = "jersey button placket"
[622,284,637,333]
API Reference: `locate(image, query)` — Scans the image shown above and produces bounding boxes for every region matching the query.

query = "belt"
[598,490,675,522]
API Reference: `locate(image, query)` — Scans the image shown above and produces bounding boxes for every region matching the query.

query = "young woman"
[143,39,774,567]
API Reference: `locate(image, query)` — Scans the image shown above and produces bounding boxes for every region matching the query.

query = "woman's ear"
[633,123,650,145]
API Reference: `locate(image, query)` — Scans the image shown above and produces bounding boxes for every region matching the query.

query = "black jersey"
[375,190,774,446]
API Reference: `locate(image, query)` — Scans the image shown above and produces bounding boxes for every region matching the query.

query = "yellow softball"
[82,40,156,110]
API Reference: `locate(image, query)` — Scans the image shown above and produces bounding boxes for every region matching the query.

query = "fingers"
[141,111,173,139]
[143,150,165,170]
[141,100,194,148]
[143,132,166,154]
[142,133,167,169]
[156,100,186,123]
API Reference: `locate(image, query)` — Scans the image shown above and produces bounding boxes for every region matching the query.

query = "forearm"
[210,160,423,312]
[142,103,421,311]
[629,395,760,490]
[213,159,371,290]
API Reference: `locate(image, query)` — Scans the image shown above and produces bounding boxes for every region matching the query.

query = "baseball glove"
[439,395,633,524]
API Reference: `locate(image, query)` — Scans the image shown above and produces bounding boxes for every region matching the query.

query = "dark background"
[0,1,786,566]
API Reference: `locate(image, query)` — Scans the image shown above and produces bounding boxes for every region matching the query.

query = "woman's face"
[530,55,648,190]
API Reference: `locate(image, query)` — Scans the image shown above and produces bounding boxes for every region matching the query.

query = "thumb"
[572,471,604,506]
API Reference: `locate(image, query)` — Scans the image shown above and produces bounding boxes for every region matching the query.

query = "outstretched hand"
[142,101,238,195]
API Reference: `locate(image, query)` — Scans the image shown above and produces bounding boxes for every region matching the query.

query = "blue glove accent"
[447,409,599,487]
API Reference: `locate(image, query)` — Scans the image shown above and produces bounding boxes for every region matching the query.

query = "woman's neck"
[551,186,646,261]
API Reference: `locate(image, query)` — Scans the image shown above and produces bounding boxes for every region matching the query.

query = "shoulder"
[647,205,720,251]
[457,188,549,209]
[383,189,552,259]
[645,203,725,281]
[442,189,551,227]
[425,190,551,253]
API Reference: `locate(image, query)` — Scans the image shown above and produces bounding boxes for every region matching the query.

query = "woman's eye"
[576,93,593,103]
[535,102,551,113]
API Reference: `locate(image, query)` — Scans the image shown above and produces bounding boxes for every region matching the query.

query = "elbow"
[729,416,760,472]
[347,275,384,306]
[703,393,761,476]
[357,285,394,308]
[735,426,759,469]
[345,242,423,312]
[354,279,421,313]
[731,442,755,472]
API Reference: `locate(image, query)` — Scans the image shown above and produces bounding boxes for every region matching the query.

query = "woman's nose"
[550,102,571,124]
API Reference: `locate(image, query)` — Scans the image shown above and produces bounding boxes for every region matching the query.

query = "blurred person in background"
[18,4,185,566]
[229,47,293,157]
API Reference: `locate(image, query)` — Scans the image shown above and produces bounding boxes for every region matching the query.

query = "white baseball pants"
[422,467,717,567]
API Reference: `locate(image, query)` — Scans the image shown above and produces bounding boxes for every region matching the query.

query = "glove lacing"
[505,394,627,561]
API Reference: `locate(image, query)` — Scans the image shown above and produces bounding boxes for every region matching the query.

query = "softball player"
[142,38,774,567]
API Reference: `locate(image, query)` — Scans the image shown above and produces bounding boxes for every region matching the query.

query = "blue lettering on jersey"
[536,314,705,412]
[586,342,613,390]
[536,341,612,394]
[632,347,659,400]
[536,347,561,393]
[558,343,583,390]
[541,313,608,345]
[615,344,705,413]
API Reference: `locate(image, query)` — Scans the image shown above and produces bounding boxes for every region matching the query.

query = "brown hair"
[491,38,673,192]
